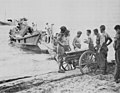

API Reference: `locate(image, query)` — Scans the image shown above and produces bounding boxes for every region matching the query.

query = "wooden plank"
[10,33,40,45]
[10,33,40,40]
[16,34,40,40]
[20,43,37,46]
[66,50,86,55]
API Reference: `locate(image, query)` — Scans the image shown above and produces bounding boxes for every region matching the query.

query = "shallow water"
[0,26,58,80]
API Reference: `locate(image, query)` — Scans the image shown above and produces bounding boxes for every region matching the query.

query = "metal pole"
[4,9,6,21]
[50,24,54,43]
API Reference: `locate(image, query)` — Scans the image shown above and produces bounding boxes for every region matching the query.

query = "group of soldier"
[54,25,120,83]
[10,19,120,83]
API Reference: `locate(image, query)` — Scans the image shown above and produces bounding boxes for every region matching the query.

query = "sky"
[0,0,120,33]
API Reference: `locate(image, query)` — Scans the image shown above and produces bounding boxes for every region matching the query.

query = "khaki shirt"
[100,32,110,46]
[114,33,120,50]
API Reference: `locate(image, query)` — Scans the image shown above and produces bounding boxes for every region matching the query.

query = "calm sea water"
[0,26,58,80]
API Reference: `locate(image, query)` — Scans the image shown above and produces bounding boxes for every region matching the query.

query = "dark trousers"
[100,47,108,73]
[114,49,120,80]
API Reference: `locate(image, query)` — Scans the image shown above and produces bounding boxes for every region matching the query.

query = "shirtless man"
[72,31,82,51]
[93,28,101,51]
[84,30,94,51]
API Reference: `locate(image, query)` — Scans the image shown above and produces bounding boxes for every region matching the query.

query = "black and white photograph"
[0,0,120,93]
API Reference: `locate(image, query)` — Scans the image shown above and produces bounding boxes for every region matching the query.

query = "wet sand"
[0,63,119,93]
[0,54,58,81]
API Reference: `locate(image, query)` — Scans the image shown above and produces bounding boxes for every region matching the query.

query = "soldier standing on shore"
[99,25,112,75]
[84,30,94,51]
[113,25,120,83]
[72,31,82,51]
[57,26,67,73]
[93,29,101,51]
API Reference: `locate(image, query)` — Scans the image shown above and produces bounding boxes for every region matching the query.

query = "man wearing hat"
[56,26,67,73]
[72,31,82,51]
[60,26,67,34]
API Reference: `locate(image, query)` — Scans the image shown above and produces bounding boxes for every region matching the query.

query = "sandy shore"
[0,63,120,93]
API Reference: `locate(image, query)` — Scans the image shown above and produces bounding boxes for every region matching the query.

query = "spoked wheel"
[62,61,74,71]
[79,50,97,74]
[57,55,73,71]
